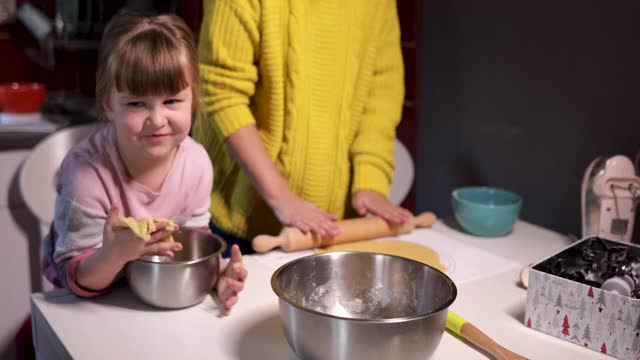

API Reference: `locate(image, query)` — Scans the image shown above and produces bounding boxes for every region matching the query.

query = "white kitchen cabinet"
[0,149,43,360]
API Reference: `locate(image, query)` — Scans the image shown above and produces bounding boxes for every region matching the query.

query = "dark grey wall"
[416,1,640,240]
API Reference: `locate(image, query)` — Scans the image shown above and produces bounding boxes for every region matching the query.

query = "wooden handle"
[460,323,528,360]
[251,211,436,253]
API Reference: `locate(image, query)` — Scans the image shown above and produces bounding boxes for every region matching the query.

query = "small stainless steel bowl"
[125,229,226,309]
[272,252,457,360]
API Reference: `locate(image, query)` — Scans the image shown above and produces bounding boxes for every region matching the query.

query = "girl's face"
[105,86,193,162]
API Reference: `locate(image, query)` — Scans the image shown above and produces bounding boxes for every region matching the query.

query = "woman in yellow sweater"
[194,0,411,252]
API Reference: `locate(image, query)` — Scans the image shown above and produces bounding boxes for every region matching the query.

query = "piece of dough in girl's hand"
[118,217,177,242]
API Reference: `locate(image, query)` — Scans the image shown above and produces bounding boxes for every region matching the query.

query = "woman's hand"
[272,191,339,236]
[216,245,248,316]
[351,189,412,225]
[101,207,183,264]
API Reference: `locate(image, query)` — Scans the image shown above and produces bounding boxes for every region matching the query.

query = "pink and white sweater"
[43,125,213,297]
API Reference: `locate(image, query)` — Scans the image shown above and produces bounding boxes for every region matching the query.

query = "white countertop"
[31,220,611,359]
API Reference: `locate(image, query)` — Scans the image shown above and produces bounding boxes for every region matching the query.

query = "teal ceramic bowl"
[452,187,522,237]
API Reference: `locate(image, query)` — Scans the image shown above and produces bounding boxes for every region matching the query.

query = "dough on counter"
[315,239,446,272]
[119,217,177,242]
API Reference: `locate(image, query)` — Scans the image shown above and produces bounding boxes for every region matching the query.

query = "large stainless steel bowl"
[272,252,456,360]
[125,229,226,309]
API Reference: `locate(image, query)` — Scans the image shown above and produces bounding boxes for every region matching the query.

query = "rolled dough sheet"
[315,239,446,272]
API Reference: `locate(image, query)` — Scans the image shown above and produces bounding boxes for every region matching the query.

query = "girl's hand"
[272,192,339,236]
[351,189,412,225]
[101,207,183,264]
[216,245,248,316]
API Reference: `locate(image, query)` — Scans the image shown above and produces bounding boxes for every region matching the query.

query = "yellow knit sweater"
[193,0,404,240]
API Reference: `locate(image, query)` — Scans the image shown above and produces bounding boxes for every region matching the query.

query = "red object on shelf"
[0,82,46,113]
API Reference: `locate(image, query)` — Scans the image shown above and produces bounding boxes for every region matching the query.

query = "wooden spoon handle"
[460,323,528,360]
[447,311,527,360]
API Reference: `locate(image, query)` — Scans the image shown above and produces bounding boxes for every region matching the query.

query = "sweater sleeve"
[197,0,261,138]
[350,0,405,197]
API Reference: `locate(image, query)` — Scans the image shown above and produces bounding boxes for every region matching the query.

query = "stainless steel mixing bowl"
[125,229,226,309]
[271,252,457,360]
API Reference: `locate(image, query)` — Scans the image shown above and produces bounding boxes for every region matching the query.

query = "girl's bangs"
[113,30,190,96]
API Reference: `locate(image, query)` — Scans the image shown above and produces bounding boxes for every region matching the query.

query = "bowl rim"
[132,229,226,265]
[0,82,46,91]
[452,186,522,208]
[271,251,457,323]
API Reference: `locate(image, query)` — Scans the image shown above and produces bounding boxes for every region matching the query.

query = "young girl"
[43,13,246,315]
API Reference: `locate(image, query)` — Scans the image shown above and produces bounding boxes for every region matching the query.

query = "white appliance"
[581,155,640,242]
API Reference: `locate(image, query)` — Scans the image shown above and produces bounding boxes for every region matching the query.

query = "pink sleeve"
[66,249,106,297]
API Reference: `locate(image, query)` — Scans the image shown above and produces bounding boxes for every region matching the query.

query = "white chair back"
[19,123,102,227]
[389,138,415,205]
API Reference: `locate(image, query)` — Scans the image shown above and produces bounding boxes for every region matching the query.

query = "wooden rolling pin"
[447,311,528,360]
[251,211,436,253]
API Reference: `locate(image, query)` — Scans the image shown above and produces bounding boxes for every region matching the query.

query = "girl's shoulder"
[180,136,214,170]
[59,126,113,177]
[171,136,213,190]
[56,126,115,209]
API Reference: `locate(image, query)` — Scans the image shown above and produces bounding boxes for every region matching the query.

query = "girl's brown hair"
[95,13,199,116]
